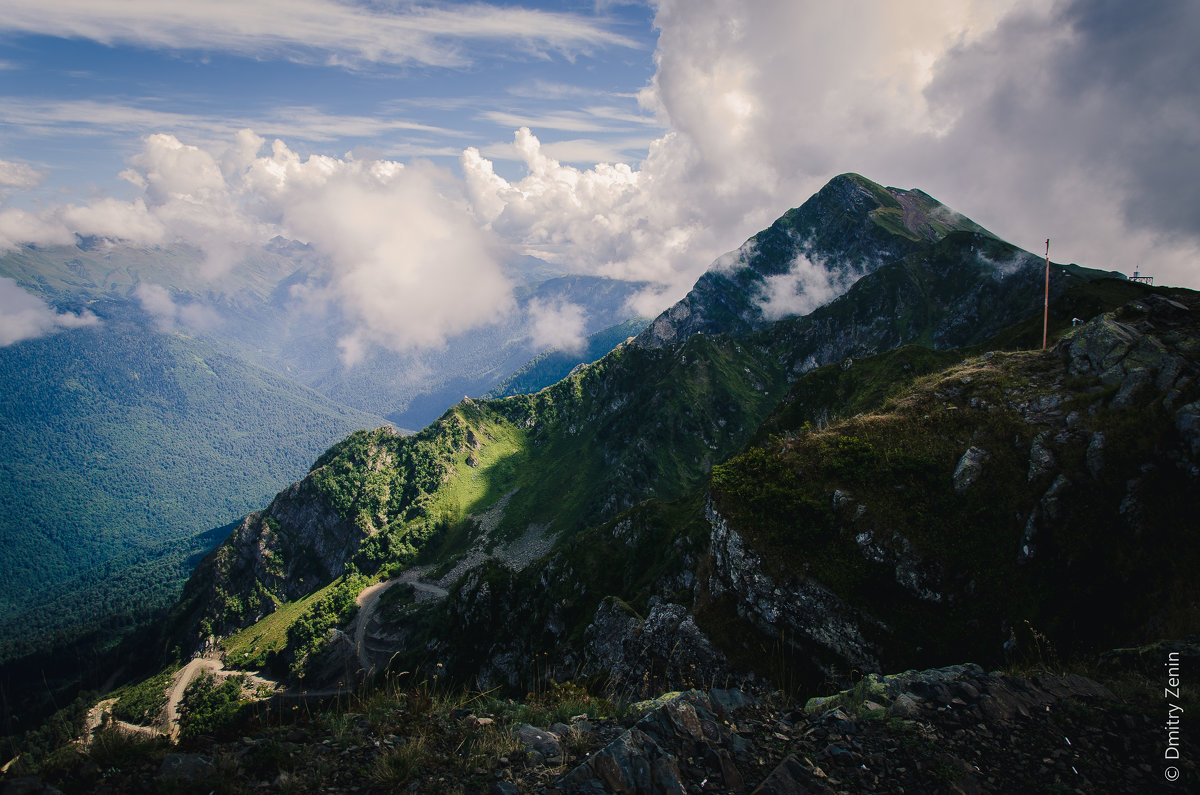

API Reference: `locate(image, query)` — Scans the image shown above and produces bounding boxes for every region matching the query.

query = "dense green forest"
[0,299,384,661]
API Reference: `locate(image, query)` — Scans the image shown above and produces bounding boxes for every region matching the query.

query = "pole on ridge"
[1042,238,1050,351]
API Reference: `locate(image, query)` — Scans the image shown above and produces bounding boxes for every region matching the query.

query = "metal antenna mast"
[1042,238,1050,350]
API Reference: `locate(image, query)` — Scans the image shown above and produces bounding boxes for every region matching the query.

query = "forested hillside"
[0,299,384,662]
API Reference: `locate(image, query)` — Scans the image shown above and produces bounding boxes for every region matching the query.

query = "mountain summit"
[636,173,991,347]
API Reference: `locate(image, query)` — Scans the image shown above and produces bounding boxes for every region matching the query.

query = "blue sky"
[1,1,661,200]
[1,1,1198,356]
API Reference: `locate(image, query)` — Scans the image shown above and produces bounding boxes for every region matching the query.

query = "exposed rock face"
[582,597,733,699]
[1027,431,1057,481]
[559,690,751,794]
[172,474,366,645]
[1176,400,1200,459]
[1064,294,1199,411]
[706,501,880,673]
[853,529,943,603]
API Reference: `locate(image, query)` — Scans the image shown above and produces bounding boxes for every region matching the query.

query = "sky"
[0,0,1198,356]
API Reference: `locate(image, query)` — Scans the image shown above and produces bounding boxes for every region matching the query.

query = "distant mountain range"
[0,300,385,661]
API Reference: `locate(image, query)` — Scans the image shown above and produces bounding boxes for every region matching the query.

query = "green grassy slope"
[362,282,1195,697]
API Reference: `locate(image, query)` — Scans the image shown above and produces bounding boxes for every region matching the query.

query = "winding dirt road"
[164,657,224,740]
[351,571,448,674]
[82,572,449,746]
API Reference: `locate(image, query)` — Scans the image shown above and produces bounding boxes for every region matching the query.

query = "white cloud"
[0,97,466,153]
[0,208,75,251]
[527,298,587,353]
[4,0,1198,355]
[759,255,857,321]
[0,0,638,69]
[480,108,657,134]
[134,282,220,332]
[457,1,1029,316]
[62,198,166,244]
[457,0,1200,319]
[0,277,99,346]
[0,160,44,188]
[133,282,178,332]
[237,137,514,362]
[1,130,514,358]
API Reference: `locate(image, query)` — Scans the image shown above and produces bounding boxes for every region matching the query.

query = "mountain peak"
[635,174,994,348]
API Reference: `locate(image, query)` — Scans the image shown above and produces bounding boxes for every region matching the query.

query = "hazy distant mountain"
[0,238,648,666]
[0,297,388,660]
[0,241,649,427]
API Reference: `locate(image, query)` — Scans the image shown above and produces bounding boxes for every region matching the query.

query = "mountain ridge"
[162,174,1147,688]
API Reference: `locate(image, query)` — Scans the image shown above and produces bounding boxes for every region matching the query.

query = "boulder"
[953,446,991,492]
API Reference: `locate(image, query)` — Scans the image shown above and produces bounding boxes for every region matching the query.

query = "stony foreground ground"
[4,657,1195,794]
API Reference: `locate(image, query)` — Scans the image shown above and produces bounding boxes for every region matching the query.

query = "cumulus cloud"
[239,140,513,363]
[4,0,1198,350]
[459,1,1019,314]
[61,198,165,244]
[0,208,75,251]
[464,128,698,294]
[912,0,1200,281]
[0,277,98,346]
[0,159,43,188]
[459,0,1200,318]
[1,130,514,358]
[526,298,587,353]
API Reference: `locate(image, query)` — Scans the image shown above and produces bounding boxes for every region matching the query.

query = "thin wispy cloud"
[478,135,654,166]
[506,79,598,100]
[480,109,657,134]
[0,98,466,146]
[0,0,640,68]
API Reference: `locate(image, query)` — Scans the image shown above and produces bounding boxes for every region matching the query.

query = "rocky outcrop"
[556,662,1168,794]
[706,501,881,673]
[1063,293,1199,412]
[559,690,753,794]
[853,529,943,603]
[582,597,734,699]
[952,445,991,492]
[700,290,1200,687]
[171,474,366,645]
